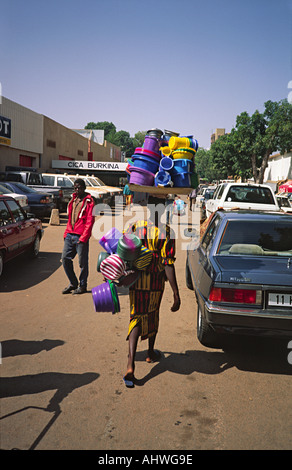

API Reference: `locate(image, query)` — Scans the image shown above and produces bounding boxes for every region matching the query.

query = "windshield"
[8,182,36,193]
[225,186,275,204]
[217,220,292,256]
[0,184,13,194]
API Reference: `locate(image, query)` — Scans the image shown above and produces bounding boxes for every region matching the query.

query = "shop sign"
[52,160,127,171]
[0,115,11,145]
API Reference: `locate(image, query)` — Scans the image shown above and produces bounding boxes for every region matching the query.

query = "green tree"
[85,121,116,140]
[233,99,292,183]
[195,148,222,182]
[132,131,146,149]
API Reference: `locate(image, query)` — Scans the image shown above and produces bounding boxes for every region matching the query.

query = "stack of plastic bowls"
[117,233,142,264]
[99,228,122,254]
[92,280,120,314]
[170,159,194,188]
[155,170,172,187]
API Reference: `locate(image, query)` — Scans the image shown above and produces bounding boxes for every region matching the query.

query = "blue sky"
[1,0,292,149]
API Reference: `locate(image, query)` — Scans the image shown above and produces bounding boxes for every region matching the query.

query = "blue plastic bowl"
[172,172,192,187]
[132,155,160,174]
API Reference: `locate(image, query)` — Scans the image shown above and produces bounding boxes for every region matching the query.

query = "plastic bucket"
[129,166,155,186]
[168,136,191,150]
[100,253,126,281]
[134,147,161,159]
[132,155,160,174]
[155,170,172,187]
[92,281,115,313]
[172,172,192,187]
[143,135,160,154]
[99,227,122,254]
[160,146,172,156]
[97,251,110,272]
[181,136,198,150]
[117,233,142,263]
[160,156,174,171]
[146,128,163,139]
[172,148,196,160]
[171,159,193,174]
[163,130,180,141]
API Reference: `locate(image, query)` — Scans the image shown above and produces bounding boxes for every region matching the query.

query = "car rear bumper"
[203,301,292,337]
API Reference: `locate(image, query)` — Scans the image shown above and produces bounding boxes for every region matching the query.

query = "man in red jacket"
[62,178,95,294]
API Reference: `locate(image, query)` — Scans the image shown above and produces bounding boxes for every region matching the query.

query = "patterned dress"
[124,220,176,341]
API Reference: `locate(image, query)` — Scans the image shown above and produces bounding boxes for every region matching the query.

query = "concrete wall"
[0,97,122,172]
[264,152,292,183]
[0,97,43,169]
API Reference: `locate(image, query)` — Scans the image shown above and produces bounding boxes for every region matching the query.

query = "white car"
[0,183,29,211]
[205,182,280,218]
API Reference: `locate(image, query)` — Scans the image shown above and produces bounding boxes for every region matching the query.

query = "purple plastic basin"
[129,166,155,186]
[92,281,115,313]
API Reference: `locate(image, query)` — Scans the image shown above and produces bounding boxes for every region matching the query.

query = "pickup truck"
[2,170,73,213]
[205,182,280,218]
[41,173,113,206]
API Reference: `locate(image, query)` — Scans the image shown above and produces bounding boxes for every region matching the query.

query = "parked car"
[85,174,123,204]
[2,169,71,213]
[200,187,216,219]
[0,195,43,277]
[185,210,292,348]
[0,182,55,219]
[0,183,29,211]
[205,183,279,218]
[276,193,292,213]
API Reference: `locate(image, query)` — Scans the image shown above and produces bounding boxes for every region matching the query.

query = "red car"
[0,195,43,277]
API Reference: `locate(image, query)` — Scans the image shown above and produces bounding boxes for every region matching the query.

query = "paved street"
[1,201,292,451]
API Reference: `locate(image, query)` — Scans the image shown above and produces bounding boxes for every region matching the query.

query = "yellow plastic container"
[168,136,191,150]
[160,146,172,156]
[172,149,196,160]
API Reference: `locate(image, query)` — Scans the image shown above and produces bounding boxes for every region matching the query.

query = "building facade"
[0,97,121,173]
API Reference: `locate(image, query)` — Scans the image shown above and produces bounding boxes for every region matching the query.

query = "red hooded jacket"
[64,192,95,243]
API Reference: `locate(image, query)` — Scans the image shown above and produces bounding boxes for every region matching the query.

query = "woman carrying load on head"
[122,196,181,387]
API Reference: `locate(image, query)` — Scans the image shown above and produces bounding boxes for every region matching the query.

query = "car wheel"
[197,302,221,348]
[0,252,3,277]
[31,233,41,258]
[185,259,194,290]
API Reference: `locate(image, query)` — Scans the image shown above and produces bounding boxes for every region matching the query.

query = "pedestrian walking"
[189,188,197,211]
[62,178,95,294]
[123,183,134,209]
[122,195,181,388]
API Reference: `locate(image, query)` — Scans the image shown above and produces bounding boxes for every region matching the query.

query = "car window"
[6,200,25,222]
[201,216,220,252]
[28,173,42,185]
[216,185,226,200]
[13,183,35,193]
[0,184,13,195]
[217,220,292,256]
[42,175,54,185]
[0,201,13,226]
[225,186,275,204]
[57,177,74,187]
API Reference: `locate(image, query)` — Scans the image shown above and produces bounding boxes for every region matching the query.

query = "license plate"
[268,293,292,307]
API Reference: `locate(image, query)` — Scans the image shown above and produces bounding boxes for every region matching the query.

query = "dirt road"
[1,201,291,451]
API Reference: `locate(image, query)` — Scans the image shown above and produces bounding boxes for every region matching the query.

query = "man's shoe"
[73,286,87,295]
[62,285,77,294]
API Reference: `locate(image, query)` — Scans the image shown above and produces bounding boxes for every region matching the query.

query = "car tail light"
[40,196,50,204]
[59,189,63,197]
[209,287,262,305]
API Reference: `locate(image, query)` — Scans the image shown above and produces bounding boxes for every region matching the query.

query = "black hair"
[74,178,86,189]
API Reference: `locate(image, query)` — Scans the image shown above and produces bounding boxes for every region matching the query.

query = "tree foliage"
[85,121,147,158]
[206,99,292,183]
